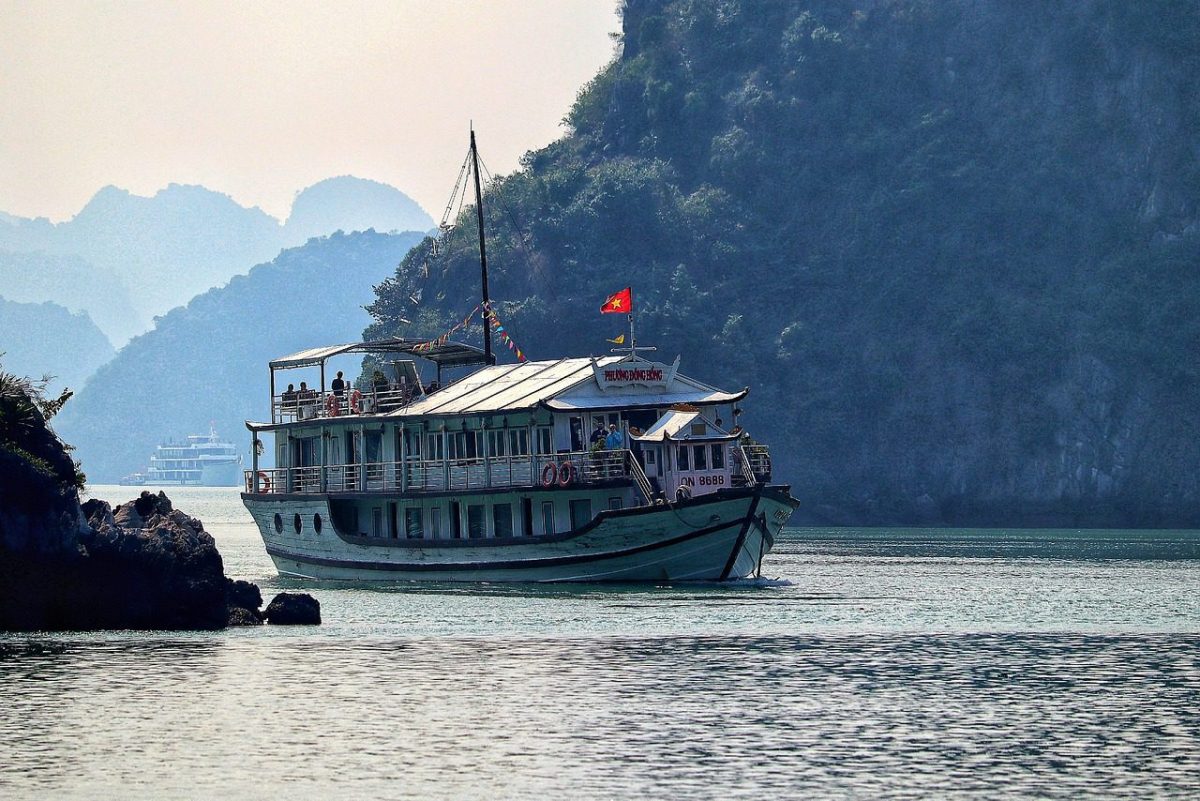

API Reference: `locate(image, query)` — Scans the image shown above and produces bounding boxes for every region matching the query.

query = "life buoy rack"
[540,462,558,488]
[257,471,272,493]
[558,461,575,487]
[349,388,363,414]
[675,483,692,502]
[325,393,339,417]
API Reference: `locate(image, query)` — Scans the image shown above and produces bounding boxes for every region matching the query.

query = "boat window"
[404,428,422,459]
[522,497,533,536]
[678,446,690,471]
[608,497,622,510]
[426,433,445,461]
[541,501,555,535]
[449,431,482,460]
[365,431,382,464]
[487,430,507,458]
[405,507,423,539]
[429,507,442,539]
[372,508,383,537]
[569,418,584,451]
[492,503,513,538]
[569,499,593,530]
[273,513,283,534]
[711,444,725,470]
[535,426,553,455]
[450,501,461,539]
[313,514,323,534]
[694,445,708,470]
[293,513,302,534]
[645,450,656,465]
[508,429,529,456]
[467,504,485,538]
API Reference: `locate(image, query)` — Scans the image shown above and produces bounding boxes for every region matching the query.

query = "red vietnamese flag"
[600,287,633,314]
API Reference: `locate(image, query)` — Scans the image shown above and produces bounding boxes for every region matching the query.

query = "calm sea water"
[2,486,1198,799]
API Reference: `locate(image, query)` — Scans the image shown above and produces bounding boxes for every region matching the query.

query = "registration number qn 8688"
[697,474,726,487]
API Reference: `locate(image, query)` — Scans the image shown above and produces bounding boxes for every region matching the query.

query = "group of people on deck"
[590,418,627,450]
[280,369,442,418]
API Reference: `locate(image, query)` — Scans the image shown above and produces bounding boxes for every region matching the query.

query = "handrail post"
[400,424,408,494]
[251,435,260,492]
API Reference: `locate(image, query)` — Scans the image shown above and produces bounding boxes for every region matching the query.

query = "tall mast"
[470,127,495,365]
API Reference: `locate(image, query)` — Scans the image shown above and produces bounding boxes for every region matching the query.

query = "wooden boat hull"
[241,485,797,582]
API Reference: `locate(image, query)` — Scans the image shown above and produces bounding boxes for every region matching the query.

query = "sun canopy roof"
[634,409,737,442]
[270,339,487,370]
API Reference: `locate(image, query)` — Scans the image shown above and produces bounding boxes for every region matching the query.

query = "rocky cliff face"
[368,0,1200,526]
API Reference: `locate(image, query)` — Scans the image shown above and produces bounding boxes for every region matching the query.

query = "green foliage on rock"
[368,0,1200,525]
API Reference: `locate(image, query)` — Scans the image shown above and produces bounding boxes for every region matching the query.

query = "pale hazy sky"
[0,0,621,222]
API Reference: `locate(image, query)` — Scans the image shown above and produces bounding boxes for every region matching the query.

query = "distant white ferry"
[239,130,798,581]
[145,426,243,486]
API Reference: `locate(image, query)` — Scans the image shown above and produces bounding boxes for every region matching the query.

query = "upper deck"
[263,349,747,428]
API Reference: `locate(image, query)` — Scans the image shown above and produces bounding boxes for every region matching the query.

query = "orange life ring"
[257,471,271,493]
[349,388,363,414]
[558,461,574,487]
[325,393,339,417]
[540,462,558,488]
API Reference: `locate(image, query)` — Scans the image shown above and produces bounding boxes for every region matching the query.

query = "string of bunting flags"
[410,302,528,363]
[484,302,527,363]
[411,305,481,353]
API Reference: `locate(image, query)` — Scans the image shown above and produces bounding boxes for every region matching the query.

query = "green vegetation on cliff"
[367,0,1200,525]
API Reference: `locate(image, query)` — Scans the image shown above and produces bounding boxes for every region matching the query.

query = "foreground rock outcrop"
[1,367,271,630]
[2,490,265,631]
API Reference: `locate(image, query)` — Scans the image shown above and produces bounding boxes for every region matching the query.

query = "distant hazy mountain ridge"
[0,177,433,345]
[285,176,434,243]
[0,297,114,394]
[54,230,425,482]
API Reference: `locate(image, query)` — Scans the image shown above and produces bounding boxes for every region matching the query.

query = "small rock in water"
[225,578,264,624]
[225,607,263,627]
[264,592,321,625]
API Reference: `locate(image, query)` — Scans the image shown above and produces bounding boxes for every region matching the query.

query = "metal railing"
[244,449,640,496]
[271,386,426,424]
[737,444,772,483]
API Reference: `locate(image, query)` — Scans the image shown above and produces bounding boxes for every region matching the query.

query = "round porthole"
[273,513,283,534]
[293,513,302,534]
[313,513,323,534]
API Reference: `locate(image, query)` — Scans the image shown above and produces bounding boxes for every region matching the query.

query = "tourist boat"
[239,132,798,582]
[145,426,243,486]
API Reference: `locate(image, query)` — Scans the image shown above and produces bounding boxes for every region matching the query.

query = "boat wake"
[725,576,793,588]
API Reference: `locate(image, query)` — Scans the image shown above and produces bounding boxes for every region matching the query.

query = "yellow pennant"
[606,334,626,345]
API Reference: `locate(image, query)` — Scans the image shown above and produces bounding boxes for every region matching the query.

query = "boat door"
[666,440,733,498]
[642,444,665,496]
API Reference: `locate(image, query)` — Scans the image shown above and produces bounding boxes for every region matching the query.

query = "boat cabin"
[245,341,771,540]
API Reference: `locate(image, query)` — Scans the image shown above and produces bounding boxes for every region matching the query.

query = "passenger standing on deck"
[605,424,628,477]
[605,424,626,450]
[590,418,607,447]
[331,371,346,397]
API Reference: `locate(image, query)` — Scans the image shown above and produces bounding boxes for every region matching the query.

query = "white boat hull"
[242,486,797,582]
